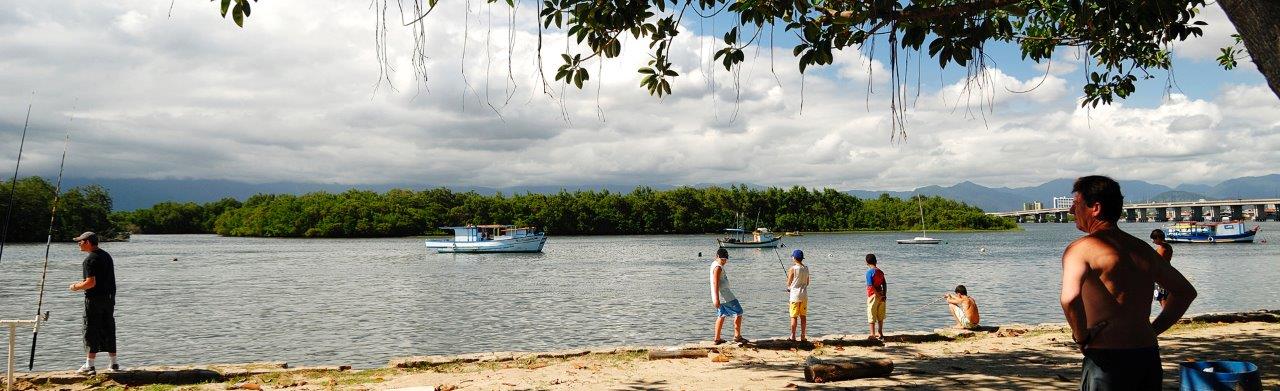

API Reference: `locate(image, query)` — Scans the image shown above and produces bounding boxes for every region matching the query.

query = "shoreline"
[13,310,1278,390]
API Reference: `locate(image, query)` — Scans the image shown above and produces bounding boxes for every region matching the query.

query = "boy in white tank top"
[786,249,810,341]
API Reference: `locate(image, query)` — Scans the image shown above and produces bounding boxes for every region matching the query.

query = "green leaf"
[638,67,655,74]
[241,0,251,17]
[232,4,244,27]
[221,0,231,17]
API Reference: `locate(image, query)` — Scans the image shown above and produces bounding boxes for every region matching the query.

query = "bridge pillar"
[1058,211,1069,222]
[1155,207,1168,222]
[1137,208,1148,222]
[1255,204,1269,221]
[1125,208,1137,222]
[1190,206,1204,222]
[1230,205,1243,221]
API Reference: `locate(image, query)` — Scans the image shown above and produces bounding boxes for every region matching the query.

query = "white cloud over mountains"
[1,1,1277,191]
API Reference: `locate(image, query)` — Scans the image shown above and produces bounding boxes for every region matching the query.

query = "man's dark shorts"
[1081,346,1161,390]
[84,296,116,354]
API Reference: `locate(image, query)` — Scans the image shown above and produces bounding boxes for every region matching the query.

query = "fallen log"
[804,358,893,383]
[647,349,709,360]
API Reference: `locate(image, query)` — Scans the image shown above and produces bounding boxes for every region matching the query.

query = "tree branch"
[822,0,1024,23]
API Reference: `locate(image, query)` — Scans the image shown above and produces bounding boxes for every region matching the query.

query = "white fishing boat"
[897,196,941,244]
[717,227,783,248]
[425,225,547,253]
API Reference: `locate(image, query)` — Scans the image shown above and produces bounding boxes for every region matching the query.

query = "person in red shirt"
[864,253,887,340]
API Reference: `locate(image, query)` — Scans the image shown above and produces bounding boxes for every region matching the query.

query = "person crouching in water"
[786,249,810,341]
[944,285,980,330]
[710,248,747,344]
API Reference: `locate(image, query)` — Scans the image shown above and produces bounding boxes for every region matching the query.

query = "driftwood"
[647,349,709,360]
[804,358,894,383]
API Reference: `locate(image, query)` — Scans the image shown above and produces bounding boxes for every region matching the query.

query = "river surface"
[1,222,1277,370]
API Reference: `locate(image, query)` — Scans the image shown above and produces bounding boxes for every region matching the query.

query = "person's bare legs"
[790,317,798,340]
[876,321,884,339]
[714,316,725,342]
[799,315,807,341]
[733,315,743,339]
[949,304,964,328]
[868,322,876,339]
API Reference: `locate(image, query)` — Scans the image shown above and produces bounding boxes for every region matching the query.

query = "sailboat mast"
[918,196,926,236]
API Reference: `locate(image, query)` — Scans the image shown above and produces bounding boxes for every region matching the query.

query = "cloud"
[1,0,1278,193]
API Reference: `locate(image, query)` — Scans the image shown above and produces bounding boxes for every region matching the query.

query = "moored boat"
[425,225,547,253]
[1163,221,1259,243]
[897,195,941,244]
[896,237,942,244]
[717,227,783,248]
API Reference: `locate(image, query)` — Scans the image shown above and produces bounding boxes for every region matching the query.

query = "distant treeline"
[0,177,124,242]
[110,186,1016,237]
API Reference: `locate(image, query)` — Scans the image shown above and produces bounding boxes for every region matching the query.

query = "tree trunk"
[1219,0,1280,100]
[804,358,894,383]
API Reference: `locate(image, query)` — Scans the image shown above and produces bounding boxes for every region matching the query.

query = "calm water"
[1,222,1277,370]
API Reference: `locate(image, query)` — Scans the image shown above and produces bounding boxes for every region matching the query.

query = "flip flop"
[713,339,727,345]
[733,336,750,344]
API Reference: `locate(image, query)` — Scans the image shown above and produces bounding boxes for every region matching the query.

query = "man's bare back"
[1061,187,1196,350]
[1063,229,1163,348]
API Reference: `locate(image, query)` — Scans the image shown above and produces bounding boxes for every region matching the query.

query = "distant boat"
[425,225,547,253]
[784,231,804,237]
[1163,221,1259,243]
[718,227,783,248]
[898,196,941,245]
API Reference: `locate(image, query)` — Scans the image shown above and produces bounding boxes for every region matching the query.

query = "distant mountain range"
[52,174,1280,212]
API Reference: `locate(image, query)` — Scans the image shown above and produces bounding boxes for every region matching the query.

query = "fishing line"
[901,295,945,316]
[0,101,33,266]
[29,134,69,370]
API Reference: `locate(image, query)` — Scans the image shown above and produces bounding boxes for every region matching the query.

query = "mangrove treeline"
[0,177,123,242]
[110,185,1016,237]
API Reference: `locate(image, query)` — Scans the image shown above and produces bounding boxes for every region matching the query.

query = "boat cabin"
[442,225,538,242]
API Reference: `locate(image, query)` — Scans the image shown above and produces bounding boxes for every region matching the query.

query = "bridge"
[988,198,1280,223]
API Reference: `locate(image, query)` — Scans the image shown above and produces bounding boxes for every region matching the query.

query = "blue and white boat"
[425,225,547,253]
[1163,221,1260,243]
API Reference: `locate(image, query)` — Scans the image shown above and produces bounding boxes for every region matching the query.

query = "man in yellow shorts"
[786,249,810,341]
[865,253,887,339]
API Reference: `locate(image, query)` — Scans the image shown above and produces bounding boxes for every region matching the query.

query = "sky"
[1,1,1278,191]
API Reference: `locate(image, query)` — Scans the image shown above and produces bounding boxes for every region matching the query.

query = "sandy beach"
[10,310,1277,390]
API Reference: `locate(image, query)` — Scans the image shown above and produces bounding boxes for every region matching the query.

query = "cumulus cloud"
[1,0,1278,193]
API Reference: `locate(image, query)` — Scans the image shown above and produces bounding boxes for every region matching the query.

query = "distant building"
[1052,196,1072,210]
[1023,201,1044,211]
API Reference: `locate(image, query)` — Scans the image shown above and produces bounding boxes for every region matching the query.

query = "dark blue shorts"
[1081,347,1162,390]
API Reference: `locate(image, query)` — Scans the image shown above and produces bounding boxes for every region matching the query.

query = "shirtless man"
[1150,229,1174,309]
[1061,176,1197,390]
[943,285,979,329]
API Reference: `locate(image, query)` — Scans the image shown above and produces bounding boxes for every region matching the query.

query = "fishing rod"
[0,102,33,266]
[29,134,69,370]
[770,247,789,275]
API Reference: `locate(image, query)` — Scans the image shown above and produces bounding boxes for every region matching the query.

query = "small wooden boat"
[425,225,547,253]
[717,228,783,248]
[1163,221,1259,243]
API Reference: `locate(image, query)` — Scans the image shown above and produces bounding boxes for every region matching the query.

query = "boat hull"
[1166,230,1257,244]
[717,237,783,248]
[896,238,941,244]
[425,234,548,253]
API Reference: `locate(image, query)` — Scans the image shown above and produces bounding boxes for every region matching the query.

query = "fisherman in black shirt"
[68,231,119,375]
